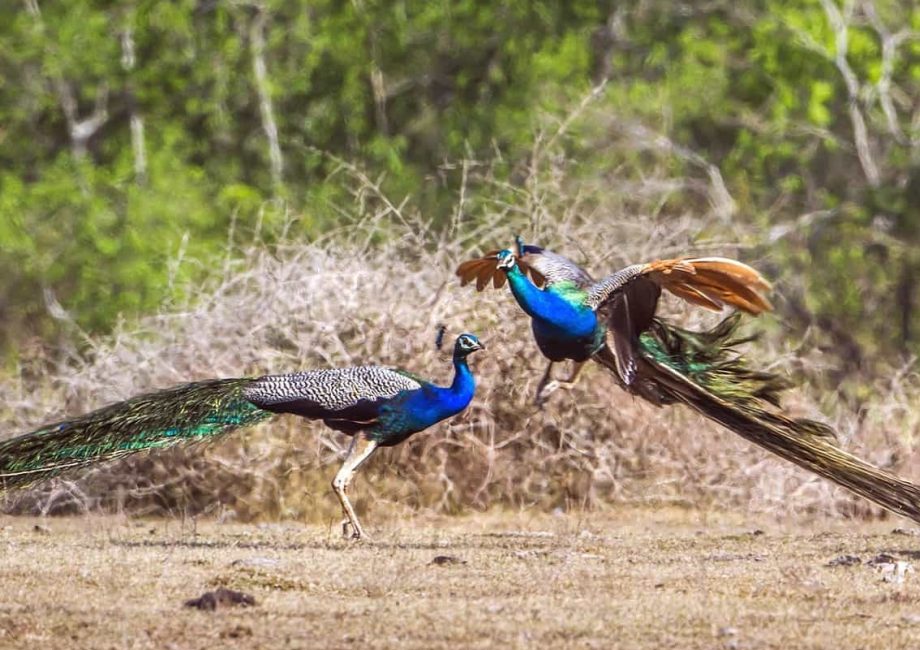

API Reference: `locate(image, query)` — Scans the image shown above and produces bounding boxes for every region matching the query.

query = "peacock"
[457,237,920,524]
[0,333,485,540]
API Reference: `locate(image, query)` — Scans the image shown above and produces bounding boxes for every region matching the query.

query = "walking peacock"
[0,333,485,539]
[457,237,920,524]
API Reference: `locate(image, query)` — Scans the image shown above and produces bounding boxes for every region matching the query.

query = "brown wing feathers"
[455,253,543,290]
[457,248,771,317]
[456,253,503,290]
[646,257,773,315]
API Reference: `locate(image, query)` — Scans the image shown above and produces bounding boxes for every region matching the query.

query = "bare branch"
[818,0,881,186]
[249,6,284,190]
[861,0,919,147]
[121,26,147,182]
[612,120,737,222]
[25,0,109,160]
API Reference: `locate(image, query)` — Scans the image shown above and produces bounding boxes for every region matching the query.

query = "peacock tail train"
[596,314,920,524]
[0,378,271,490]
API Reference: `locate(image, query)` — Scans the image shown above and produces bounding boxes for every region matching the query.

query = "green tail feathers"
[626,314,920,524]
[0,379,271,490]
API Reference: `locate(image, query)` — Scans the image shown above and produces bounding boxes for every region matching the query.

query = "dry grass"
[3,509,920,649]
[1,95,919,524]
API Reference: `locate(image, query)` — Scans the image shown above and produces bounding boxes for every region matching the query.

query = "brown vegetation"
[1,133,918,526]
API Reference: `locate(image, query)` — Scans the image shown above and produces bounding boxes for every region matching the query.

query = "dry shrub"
[2,99,919,525]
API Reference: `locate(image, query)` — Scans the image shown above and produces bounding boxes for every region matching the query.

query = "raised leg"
[331,435,379,541]
[535,361,586,405]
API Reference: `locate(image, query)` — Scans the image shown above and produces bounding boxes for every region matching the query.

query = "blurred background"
[1,0,918,522]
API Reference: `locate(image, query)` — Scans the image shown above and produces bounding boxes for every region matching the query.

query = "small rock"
[717,626,738,637]
[826,555,861,567]
[902,614,920,624]
[430,555,466,566]
[183,588,256,611]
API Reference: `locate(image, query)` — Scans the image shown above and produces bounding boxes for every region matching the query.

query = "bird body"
[364,356,477,447]
[457,239,920,525]
[504,263,600,362]
[0,334,484,539]
[243,357,476,447]
[459,240,772,397]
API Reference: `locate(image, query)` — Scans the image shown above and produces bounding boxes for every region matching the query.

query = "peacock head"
[496,249,517,271]
[454,333,485,358]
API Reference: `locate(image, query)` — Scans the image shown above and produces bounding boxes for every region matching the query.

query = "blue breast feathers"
[506,266,597,338]
[373,361,476,446]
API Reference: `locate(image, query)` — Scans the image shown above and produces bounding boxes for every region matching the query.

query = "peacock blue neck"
[448,354,476,406]
[373,352,476,445]
[505,264,596,333]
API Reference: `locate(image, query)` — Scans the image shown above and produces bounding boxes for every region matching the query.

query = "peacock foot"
[535,380,562,406]
[341,518,370,541]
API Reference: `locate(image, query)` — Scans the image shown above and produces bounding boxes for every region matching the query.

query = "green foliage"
[0,0,918,369]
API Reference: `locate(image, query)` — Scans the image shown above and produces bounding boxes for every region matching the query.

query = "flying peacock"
[0,333,485,540]
[457,237,920,524]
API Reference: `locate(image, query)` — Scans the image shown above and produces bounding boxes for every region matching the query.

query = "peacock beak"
[496,255,515,270]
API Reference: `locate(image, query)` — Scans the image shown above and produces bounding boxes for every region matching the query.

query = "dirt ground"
[2,508,920,649]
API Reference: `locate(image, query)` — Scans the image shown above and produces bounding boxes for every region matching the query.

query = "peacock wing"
[589,257,772,386]
[516,243,594,288]
[455,240,594,291]
[586,257,773,315]
[593,271,663,386]
[243,366,422,422]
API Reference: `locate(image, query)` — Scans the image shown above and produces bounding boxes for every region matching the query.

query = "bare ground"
[2,509,920,649]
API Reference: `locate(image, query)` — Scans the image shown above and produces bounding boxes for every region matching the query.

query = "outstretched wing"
[455,239,594,291]
[589,257,773,385]
[243,366,422,428]
[587,258,772,314]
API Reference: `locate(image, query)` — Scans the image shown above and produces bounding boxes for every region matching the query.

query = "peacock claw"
[341,518,370,541]
[535,380,561,406]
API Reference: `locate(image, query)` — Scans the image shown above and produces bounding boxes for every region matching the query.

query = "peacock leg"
[331,435,379,541]
[536,361,586,404]
[534,361,556,406]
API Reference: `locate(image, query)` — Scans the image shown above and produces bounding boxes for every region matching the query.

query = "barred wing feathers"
[243,366,422,430]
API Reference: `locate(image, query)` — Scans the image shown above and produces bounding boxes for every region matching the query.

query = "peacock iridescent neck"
[504,264,596,334]
[374,354,475,444]
[448,355,476,406]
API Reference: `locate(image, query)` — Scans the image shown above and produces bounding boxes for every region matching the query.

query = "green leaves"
[0,0,918,365]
